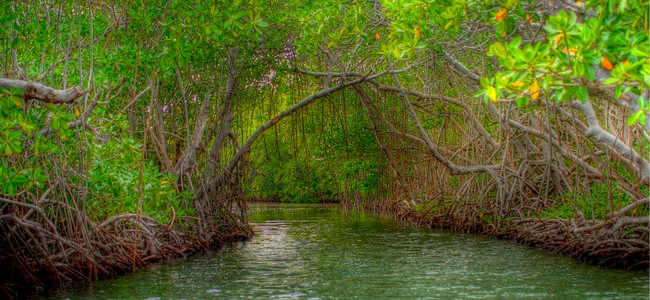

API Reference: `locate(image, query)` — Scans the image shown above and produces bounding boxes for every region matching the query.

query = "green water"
[45,203,648,299]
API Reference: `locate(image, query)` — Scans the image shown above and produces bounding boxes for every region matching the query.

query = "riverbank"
[372,203,649,271]
[3,198,645,299]
[0,216,253,300]
[42,203,649,299]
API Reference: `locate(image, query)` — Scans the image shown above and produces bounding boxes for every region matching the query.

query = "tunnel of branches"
[0,0,648,296]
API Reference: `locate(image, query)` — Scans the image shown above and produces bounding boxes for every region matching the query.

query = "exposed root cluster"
[0,198,252,299]
[367,198,649,271]
[509,217,649,270]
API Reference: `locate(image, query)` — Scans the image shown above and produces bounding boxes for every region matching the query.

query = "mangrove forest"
[0,0,648,298]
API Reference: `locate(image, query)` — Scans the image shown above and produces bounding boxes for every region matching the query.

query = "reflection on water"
[44,203,649,299]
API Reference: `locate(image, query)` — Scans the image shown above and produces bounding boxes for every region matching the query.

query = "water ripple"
[44,204,649,299]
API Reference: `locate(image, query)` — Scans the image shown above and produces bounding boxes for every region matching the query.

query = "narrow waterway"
[45,203,648,299]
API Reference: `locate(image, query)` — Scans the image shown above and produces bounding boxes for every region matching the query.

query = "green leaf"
[4,182,16,196]
[9,142,21,154]
[487,86,498,102]
[489,42,507,58]
[479,77,490,88]
[627,111,642,126]
[615,84,623,98]
[641,114,647,125]
[575,86,588,102]
[257,20,269,28]
[638,96,646,109]
[602,77,620,84]
[630,46,649,58]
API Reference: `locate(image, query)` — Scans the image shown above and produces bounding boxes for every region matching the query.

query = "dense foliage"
[0,0,648,294]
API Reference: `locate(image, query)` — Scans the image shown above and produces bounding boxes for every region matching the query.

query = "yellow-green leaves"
[481,0,648,128]
[487,86,498,102]
[488,42,507,59]
[476,77,501,103]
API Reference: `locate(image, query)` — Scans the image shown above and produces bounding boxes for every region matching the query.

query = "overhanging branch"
[0,78,88,104]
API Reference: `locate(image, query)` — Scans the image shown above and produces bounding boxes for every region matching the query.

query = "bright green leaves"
[479,0,649,119]
[255,18,270,29]
[627,96,648,126]
[489,42,507,59]
[0,86,74,160]
[158,0,275,71]
[1,165,24,196]
[483,38,551,104]
[49,105,75,134]
[0,2,17,31]
[86,137,193,222]
[378,0,435,59]
[476,77,501,103]
[0,89,25,155]
[544,10,581,46]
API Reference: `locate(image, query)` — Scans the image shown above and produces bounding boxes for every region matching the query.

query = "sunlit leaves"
[486,86,498,102]
[488,42,507,59]
[479,0,648,124]
[627,96,648,126]
[86,137,193,222]
[378,0,450,58]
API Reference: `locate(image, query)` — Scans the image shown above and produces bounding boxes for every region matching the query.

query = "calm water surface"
[45,203,649,299]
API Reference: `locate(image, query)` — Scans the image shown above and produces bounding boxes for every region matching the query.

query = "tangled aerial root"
[507,217,649,270]
[363,199,649,271]
[0,204,252,299]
